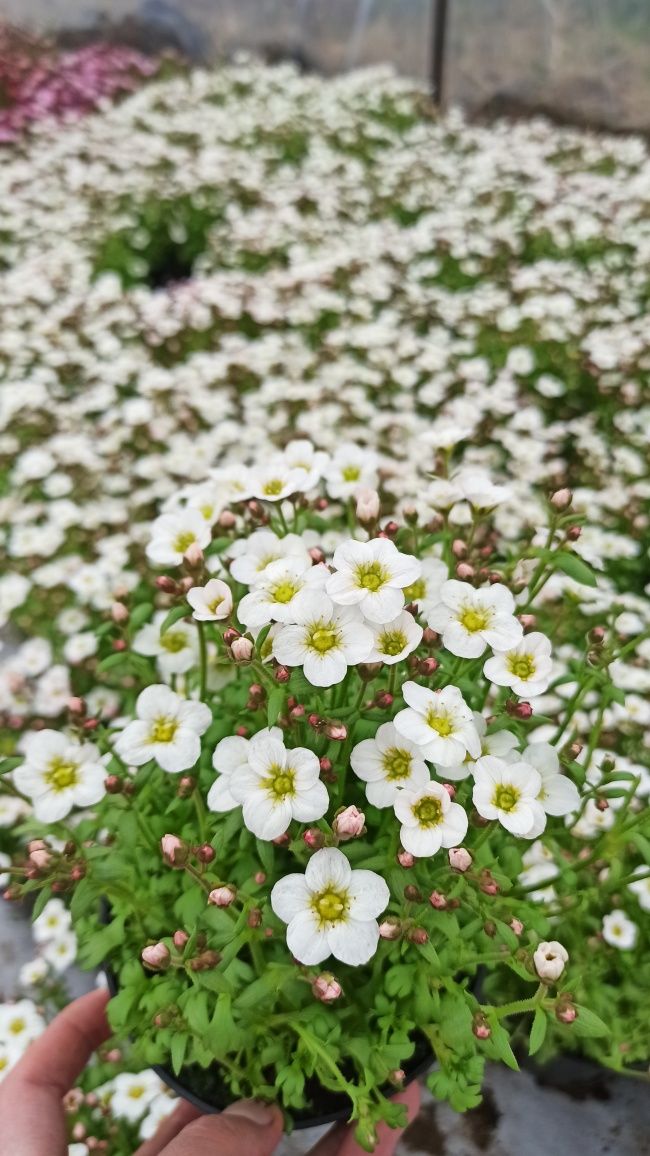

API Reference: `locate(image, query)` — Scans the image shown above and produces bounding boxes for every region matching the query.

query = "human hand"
[0,989,420,1156]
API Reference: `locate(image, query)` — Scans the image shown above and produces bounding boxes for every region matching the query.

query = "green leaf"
[31,886,53,919]
[554,551,598,587]
[76,917,126,969]
[571,1006,610,1038]
[529,1007,548,1056]
[487,1020,520,1070]
[159,604,191,635]
[0,756,23,775]
[267,687,285,727]
[129,602,154,631]
[171,1032,189,1075]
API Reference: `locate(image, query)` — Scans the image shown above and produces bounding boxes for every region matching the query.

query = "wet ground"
[2,900,648,1156]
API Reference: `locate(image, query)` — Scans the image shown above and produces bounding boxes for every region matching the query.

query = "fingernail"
[224,1099,278,1125]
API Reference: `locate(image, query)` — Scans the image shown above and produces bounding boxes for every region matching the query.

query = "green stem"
[197,621,208,701]
[193,789,208,844]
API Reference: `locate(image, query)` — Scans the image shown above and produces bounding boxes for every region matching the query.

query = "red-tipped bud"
[472,1014,491,1040]
[111,640,127,652]
[303,828,325,850]
[442,783,456,799]
[397,849,415,868]
[506,699,533,719]
[565,526,581,541]
[142,942,171,970]
[374,691,394,709]
[408,927,428,945]
[274,664,291,683]
[218,510,237,528]
[173,930,189,950]
[422,628,438,646]
[510,918,524,936]
[312,973,342,1002]
[308,546,326,564]
[155,576,178,593]
[67,696,86,716]
[247,908,262,928]
[254,871,266,885]
[429,890,448,909]
[196,844,215,864]
[518,613,537,629]
[177,776,196,798]
[104,775,123,795]
[223,627,241,647]
[324,722,347,741]
[417,657,439,676]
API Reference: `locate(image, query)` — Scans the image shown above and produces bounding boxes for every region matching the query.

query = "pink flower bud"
[161,834,188,867]
[105,1049,122,1063]
[429,890,448,909]
[218,510,237,528]
[356,487,380,523]
[390,1069,406,1085]
[418,657,439,676]
[556,1003,577,1024]
[510,918,524,936]
[566,525,581,541]
[324,721,347,741]
[550,488,572,510]
[506,699,533,719]
[333,805,365,840]
[184,542,204,567]
[28,840,51,869]
[254,872,266,885]
[379,919,402,940]
[308,546,326,564]
[374,691,394,709]
[448,847,472,873]
[173,930,189,949]
[67,696,86,716]
[312,973,342,1002]
[397,849,415,868]
[177,776,195,798]
[231,636,254,662]
[303,828,325,850]
[518,613,537,629]
[442,782,456,799]
[110,601,129,624]
[208,885,236,907]
[274,664,291,683]
[452,538,467,559]
[247,908,262,928]
[456,562,475,580]
[408,927,428,945]
[196,844,215,863]
[155,576,178,593]
[422,628,438,646]
[472,1015,491,1040]
[142,942,171,970]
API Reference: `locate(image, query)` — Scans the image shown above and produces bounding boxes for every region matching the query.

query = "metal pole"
[431,0,449,106]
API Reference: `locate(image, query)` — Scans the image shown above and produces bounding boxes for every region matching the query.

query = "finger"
[154,1099,284,1156]
[0,989,111,1156]
[134,1100,202,1156]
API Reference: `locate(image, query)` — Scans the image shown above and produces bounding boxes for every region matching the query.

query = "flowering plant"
[5,443,648,1149]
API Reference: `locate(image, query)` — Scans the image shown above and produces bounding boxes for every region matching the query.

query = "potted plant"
[4,444,648,1149]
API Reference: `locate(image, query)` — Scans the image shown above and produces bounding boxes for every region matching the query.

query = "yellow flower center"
[150,717,179,743]
[256,552,281,571]
[413,797,443,827]
[342,466,360,482]
[262,478,284,496]
[270,580,301,605]
[507,654,536,680]
[160,630,188,653]
[173,532,196,553]
[382,748,413,781]
[45,758,79,792]
[493,785,520,813]
[312,887,348,924]
[307,622,340,654]
[208,596,224,613]
[8,1018,25,1035]
[127,1086,146,1100]
[200,504,215,519]
[459,606,490,633]
[355,561,389,592]
[0,1057,8,1072]
[403,578,426,602]
[425,710,453,737]
[263,764,296,799]
[377,629,407,657]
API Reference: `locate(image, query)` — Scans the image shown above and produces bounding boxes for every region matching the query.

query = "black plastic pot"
[104,966,433,1128]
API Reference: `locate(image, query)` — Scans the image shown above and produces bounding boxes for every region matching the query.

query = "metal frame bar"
[431,0,449,105]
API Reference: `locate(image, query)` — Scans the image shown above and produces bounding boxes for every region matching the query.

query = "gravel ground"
[2,901,648,1156]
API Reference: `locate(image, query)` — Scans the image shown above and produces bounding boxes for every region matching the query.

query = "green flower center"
[403,578,426,602]
[377,629,407,657]
[262,478,284,496]
[507,654,536,680]
[342,466,360,482]
[263,764,296,799]
[493,785,520,813]
[413,797,443,826]
[150,718,179,743]
[312,887,348,924]
[459,607,490,633]
[425,710,453,737]
[45,758,79,791]
[160,630,188,653]
[173,532,196,553]
[270,580,300,605]
[307,622,340,654]
[355,561,389,592]
[382,748,413,781]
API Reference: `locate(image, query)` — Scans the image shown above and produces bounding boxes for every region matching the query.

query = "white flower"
[324,444,379,500]
[326,538,421,624]
[187,578,233,622]
[210,729,328,840]
[366,610,423,664]
[228,529,311,586]
[427,581,523,658]
[442,713,519,781]
[0,853,10,890]
[0,797,30,828]
[0,999,46,1054]
[394,781,468,857]
[271,847,389,966]
[115,685,211,774]
[207,733,254,812]
[272,593,373,687]
[401,556,448,616]
[394,682,481,767]
[522,743,580,835]
[237,559,328,630]
[454,469,511,509]
[518,841,559,902]
[133,611,198,677]
[0,1042,14,1082]
[628,869,650,912]
[105,1071,165,1122]
[533,941,569,981]
[18,958,50,988]
[472,756,546,836]
[43,930,78,973]
[13,732,106,823]
[350,722,430,807]
[33,898,72,945]
[602,910,638,950]
[146,511,212,567]
[250,462,307,502]
[483,632,553,696]
[139,1093,178,1141]
[276,440,329,492]
[69,1145,90,1156]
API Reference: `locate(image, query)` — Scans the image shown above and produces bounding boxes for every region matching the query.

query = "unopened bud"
[104,774,123,795]
[308,546,326,564]
[408,927,428,945]
[422,628,438,646]
[111,640,127,652]
[429,890,447,909]
[303,828,325,850]
[223,627,241,647]
[442,782,456,799]
[324,721,347,741]
[556,1002,577,1024]
[67,696,86,716]
[589,626,606,645]
[418,657,439,676]
[177,776,195,798]
[161,834,188,867]
[82,718,99,731]
[254,871,266,885]
[565,526,581,541]
[379,919,402,940]
[208,885,236,907]
[448,847,472,873]
[142,942,171,970]
[189,950,221,971]
[472,1014,491,1040]
[155,576,178,593]
[518,614,537,629]
[550,488,572,511]
[483,920,497,938]
[110,602,129,624]
[247,908,262,928]
[404,884,422,902]
[173,930,189,949]
[196,843,215,863]
[358,662,383,682]
[274,664,291,683]
[452,539,467,559]
[397,849,415,868]
[333,805,365,840]
[456,562,475,580]
[510,918,524,936]
[374,691,394,709]
[356,488,380,523]
[231,637,254,663]
[218,510,237,528]
[312,973,342,1002]
[506,699,533,719]
[28,840,52,869]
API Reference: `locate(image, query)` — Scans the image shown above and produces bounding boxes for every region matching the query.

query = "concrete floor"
[2,900,648,1156]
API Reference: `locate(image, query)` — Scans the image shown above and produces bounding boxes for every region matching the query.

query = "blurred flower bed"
[0,56,648,1152]
[0,25,160,144]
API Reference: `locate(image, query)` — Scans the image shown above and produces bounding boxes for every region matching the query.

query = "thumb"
[155,1100,284,1156]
